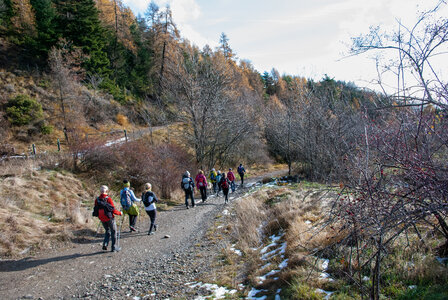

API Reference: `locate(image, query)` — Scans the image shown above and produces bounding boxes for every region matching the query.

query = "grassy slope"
[0,161,97,257]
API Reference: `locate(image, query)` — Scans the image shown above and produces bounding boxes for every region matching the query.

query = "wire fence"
[0,127,153,162]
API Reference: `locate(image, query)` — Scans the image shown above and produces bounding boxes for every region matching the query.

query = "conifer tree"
[29,0,59,60]
[54,0,110,76]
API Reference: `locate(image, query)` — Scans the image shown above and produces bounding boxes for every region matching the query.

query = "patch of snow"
[275,288,282,300]
[247,288,268,299]
[261,248,280,261]
[260,242,277,254]
[322,259,329,270]
[187,282,237,299]
[133,297,141,300]
[230,244,242,256]
[316,288,334,300]
[278,259,288,269]
[265,269,280,277]
[261,262,272,269]
[222,209,230,215]
[104,274,112,278]
[304,220,312,224]
[279,242,287,254]
[408,285,417,290]
[217,225,223,229]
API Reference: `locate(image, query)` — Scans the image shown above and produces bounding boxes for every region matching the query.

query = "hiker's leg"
[200,187,206,201]
[110,220,117,248]
[191,191,195,207]
[185,191,189,207]
[145,210,152,231]
[148,210,156,233]
[102,221,110,247]
[213,182,217,193]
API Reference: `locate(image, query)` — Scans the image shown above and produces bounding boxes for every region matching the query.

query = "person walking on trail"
[141,183,158,235]
[209,168,218,193]
[215,170,222,196]
[219,173,231,203]
[94,185,122,252]
[181,171,195,209]
[120,180,141,232]
[227,168,236,192]
[195,170,208,202]
[237,164,246,187]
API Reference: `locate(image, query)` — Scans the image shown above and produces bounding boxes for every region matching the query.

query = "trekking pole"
[117,212,125,248]
[94,219,102,237]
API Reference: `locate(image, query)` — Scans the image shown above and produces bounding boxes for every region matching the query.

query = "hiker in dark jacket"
[94,185,122,252]
[195,170,208,202]
[219,173,231,203]
[216,170,222,196]
[237,164,246,187]
[141,183,158,235]
[181,171,195,209]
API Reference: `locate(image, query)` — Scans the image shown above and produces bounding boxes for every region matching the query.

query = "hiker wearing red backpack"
[219,173,231,203]
[195,170,208,202]
[94,185,122,252]
[227,168,236,192]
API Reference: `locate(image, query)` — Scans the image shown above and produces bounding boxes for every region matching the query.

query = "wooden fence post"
[57,139,60,151]
[32,144,36,155]
[124,129,128,142]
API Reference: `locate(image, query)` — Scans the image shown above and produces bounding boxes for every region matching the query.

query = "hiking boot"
[186,206,189,209]
[111,246,121,252]
[130,226,137,232]
[154,224,157,232]
[102,245,107,251]
[148,231,155,235]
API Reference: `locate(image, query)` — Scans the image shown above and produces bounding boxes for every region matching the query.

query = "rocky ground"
[0,170,287,300]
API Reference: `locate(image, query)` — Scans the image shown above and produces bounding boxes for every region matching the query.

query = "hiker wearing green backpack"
[141,183,158,235]
[93,185,122,252]
[209,168,218,193]
[120,180,141,232]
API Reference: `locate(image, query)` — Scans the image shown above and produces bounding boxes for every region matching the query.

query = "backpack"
[197,176,205,187]
[142,191,153,207]
[120,189,132,210]
[182,177,191,190]
[210,172,216,181]
[238,166,244,174]
[94,197,114,219]
[221,178,229,189]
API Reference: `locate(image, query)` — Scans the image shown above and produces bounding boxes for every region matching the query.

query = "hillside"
[0,1,447,299]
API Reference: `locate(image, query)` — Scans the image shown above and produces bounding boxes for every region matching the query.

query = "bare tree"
[325,4,448,299]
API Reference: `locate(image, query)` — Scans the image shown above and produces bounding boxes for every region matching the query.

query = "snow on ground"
[186,282,237,299]
[230,244,242,256]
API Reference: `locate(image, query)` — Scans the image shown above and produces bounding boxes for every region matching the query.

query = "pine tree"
[54,0,110,76]
[29,0,59,60]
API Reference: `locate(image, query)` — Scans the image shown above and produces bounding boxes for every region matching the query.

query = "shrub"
[116,113,129,127]
[40,124,53,135]
[6,95,43,126]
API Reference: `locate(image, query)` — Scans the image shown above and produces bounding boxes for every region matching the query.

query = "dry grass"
[0,165,96,257]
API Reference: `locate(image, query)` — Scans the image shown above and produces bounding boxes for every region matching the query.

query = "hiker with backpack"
[219,173,231,203]
[141,183,158,235]
[237,164,246,187]
[120,180,141,232]
[93,185,122,252]
[209,168,218,193]
[195,170,208,202]
[181,171,195,209]
[227,168,236,192]
[216,170,222,196]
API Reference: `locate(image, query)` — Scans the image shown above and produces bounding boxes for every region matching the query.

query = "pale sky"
[123,0,446,89]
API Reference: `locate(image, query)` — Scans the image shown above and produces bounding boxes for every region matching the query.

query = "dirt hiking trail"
[0,169,287,300]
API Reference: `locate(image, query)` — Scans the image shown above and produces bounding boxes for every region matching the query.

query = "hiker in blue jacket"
[120,180,141,232]
[181,171,195,209]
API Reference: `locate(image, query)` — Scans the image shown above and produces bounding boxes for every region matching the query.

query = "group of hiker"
[93,164,246,253]
[181,164,246,208]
